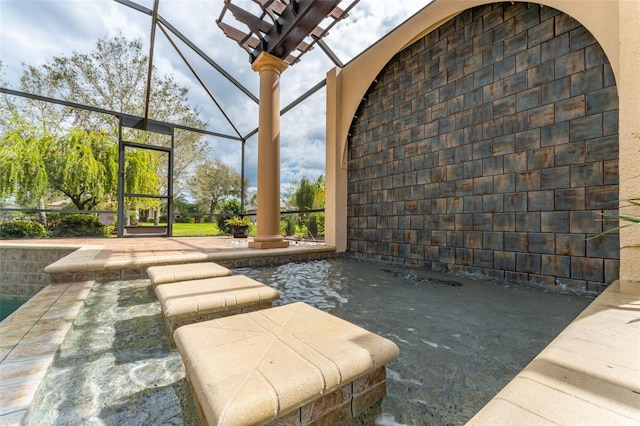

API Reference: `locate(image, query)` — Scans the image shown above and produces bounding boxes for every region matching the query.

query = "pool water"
[23,258,592,425]
[237,259,593,425]
[0,297,27,322]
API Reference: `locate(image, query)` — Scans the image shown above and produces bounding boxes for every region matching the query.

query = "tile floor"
[0,281,93,423]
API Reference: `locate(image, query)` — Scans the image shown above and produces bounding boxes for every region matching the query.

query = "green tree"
[7,35,209,215]
[294,177,316,212]
[46,128,119,210]
[0,120,49,206]
[189,159,242,221]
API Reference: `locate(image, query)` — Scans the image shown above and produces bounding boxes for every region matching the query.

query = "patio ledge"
[43,243,337,274]
[468,279,640,425]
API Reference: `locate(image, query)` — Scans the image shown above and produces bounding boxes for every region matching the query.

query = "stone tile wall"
[0,245,77,298]
[347,2,619,292]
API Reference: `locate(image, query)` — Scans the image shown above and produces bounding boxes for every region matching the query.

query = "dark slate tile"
[527,104,555,128]
[494,212,515,231]
[528,190,555,211]
[516,17,555,46]
[505,192,528,212]
[585,43,607,68]
[541,33,569,62]
[569,26,596,51]
[464,231,483,248]
[571,257,603,282]
[541,166,570,189]
[555,50,586,79]
[541,211,569,233]
[446,230,464,247]
[556,233,585,256]
[516,87,542,112]
[541,254,571,278]
[571,163,603,187]
[604,259,620,284]
[516,45,541,73]
[554,141,585,166]
[455,213,474,230]
[570,210,603,233]
[503,111,528,134]
[483,156,504,175]
[464,195,483,213]
[602,110,619,137]
[505,232,528,252]
[504,71,528,96]
[540,121,569,146]
[516,170,541,191]
[493,56,516,79]
[516,128,541,152]
[483,194,504,212]
[503,31,528,58]
[586,86,619,114]
[516,253,541,273]
[527,61,555,88]
[473,139,493,159]
[493,95,515,117]
[494,173,516,193]
[494,251,516,270]
[483,231,504,250]
[473,213,493,230]
[555,14,581,36]
[555,96,586,122]
[474,249,494,268]
[473,176,494,195]
[529,233,555,254]
[527,147,554,170]
[587,234,620,259]
[555,187,585,210]
[516,212,541,232]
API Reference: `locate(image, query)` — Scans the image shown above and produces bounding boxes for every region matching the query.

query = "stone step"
[146,262,232,285]
[154,275,280,330]
[174,302,400,425]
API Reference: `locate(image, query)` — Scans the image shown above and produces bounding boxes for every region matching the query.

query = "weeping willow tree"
[0,122,160,218]
[123,146,163,224]
[0,120,50,207]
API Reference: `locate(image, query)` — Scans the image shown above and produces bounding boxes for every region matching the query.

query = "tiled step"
[146,262,232,285]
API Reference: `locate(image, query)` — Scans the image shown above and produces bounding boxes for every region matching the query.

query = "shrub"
[49,214,104,238]
[307,214,318,237]
[0,220,48,239]
[175,215,195,223]
[216,199,242,234]
[280,216,296,236]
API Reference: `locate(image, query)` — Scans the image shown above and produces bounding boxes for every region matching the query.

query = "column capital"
[251,52,289,75]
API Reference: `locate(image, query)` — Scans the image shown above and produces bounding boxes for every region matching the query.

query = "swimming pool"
[23,258,591,425]
[0,297,27,322]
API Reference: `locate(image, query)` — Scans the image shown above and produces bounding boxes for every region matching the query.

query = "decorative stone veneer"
[0,245,76,298]
[347,2,619,292]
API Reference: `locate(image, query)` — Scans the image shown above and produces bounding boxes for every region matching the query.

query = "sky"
[0,0,431,193]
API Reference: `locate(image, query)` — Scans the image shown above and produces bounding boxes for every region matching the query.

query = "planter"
[231,226,249,238]
[124,226,168,236]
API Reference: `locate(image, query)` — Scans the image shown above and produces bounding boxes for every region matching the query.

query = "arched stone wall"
[346,2,619,291]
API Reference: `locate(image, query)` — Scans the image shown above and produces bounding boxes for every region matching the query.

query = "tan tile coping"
[174,302,400,425]
[0,280,94,423]
[43,244,337,274]
[468,280,640,425]
[147,262,232,285]
[155,275,280,330]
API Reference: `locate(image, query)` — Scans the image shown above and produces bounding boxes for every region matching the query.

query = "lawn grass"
[140,222,225,237]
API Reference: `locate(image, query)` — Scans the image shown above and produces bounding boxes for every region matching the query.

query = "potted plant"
[225,216,252,238]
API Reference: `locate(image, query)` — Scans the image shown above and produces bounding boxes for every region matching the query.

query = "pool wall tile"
[0,246,77,299]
